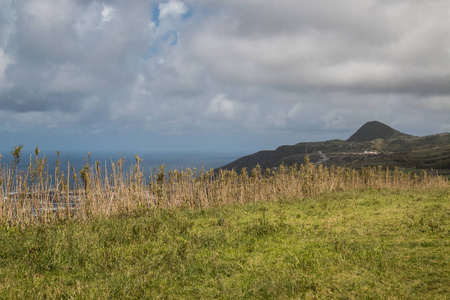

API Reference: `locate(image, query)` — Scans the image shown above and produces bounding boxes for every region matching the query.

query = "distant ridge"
[218,121,449,173]
[346,121,409,142]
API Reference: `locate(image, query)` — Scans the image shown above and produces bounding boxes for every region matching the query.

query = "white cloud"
[159,1,188,20]
[206,94,238,120]
[101,4,114,23]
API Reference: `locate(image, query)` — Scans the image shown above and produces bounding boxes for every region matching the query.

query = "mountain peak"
[346,121,408,142]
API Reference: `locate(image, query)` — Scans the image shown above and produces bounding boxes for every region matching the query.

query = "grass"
[1,146,447,227]
[0,187,448,299]
[0,147,448,298]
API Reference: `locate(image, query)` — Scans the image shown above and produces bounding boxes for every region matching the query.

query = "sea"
[0,150,245,177]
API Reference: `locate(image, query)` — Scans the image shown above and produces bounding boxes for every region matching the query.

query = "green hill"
[219,121,450,174]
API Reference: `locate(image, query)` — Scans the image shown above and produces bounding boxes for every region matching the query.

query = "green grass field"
[1,187,448,299]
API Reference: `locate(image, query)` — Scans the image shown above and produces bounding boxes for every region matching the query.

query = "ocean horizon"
[0,150,246,175]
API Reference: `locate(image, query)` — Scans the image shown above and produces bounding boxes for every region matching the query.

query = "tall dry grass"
[0,149,448,227]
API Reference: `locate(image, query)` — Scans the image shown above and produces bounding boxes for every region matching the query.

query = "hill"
[346,121,411,142]
[219,121,450,175]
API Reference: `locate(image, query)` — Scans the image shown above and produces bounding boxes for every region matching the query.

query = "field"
[0,148,449,298]
[0,188,448,299]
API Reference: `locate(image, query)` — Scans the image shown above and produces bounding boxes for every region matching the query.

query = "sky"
[0,0,449,154]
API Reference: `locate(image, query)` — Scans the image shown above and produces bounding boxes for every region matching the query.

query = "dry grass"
[0,149,448,227]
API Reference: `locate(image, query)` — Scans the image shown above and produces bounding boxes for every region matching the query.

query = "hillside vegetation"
[220,122,450,173]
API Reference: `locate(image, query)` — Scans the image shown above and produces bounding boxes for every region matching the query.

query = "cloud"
[100,4,114,23]
[159,0,188,20]
[0,0,449,151]
[206,94,238,120]
[0,48,13,89]
[186,0,450,95]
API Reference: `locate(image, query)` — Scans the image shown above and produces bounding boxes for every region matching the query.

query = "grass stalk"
[0,150,447,227]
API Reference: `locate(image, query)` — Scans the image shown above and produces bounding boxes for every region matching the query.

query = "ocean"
[0,150,245,176]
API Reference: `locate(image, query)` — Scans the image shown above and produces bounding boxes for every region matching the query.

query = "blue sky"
[0,0,449,154]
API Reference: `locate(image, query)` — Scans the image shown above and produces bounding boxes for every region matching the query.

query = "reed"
[0,148,448,227]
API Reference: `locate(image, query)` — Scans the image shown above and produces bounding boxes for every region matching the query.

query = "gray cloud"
[185,0,450,95]
[0,87,84,112]
[0,0,449,152]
